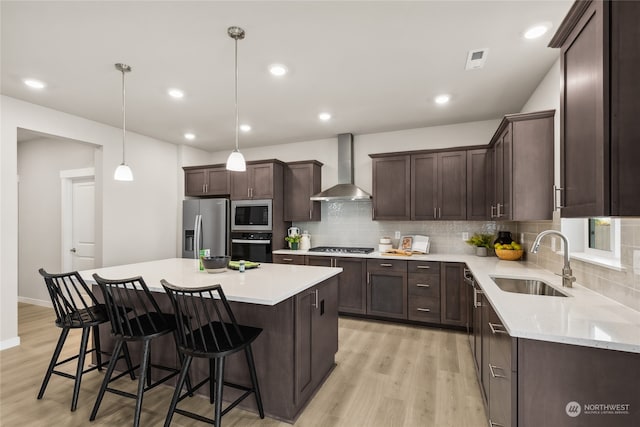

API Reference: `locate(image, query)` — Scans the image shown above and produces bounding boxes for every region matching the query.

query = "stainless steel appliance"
[182,199,229,259]
[231,199,272,231]
[231,232,272,263]
[308,246,375,254]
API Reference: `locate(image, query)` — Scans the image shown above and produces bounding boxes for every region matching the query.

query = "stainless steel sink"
[491,276,569,297]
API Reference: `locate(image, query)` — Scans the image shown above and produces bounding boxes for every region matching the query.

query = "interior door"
[71,180,95,271]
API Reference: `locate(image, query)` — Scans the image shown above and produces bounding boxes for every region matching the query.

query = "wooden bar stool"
[90,274,187,427]
[37,268,134,411]
[161,279,264,427]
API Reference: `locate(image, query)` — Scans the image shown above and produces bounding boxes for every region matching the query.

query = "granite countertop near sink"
[273,249,640,353]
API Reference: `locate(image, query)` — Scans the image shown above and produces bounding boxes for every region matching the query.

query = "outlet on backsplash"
[394,231,401,239]
[462,232,469,241]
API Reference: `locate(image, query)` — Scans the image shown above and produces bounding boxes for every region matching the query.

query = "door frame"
[60,167,95,271]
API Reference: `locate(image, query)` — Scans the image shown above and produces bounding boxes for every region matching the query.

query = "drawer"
[408,276,440,297]
[408,296,440,323]
[407,261,440,274]
[272,254,306,265]
[366,259,407,272]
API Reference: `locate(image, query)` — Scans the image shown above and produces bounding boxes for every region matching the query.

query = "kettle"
[299,231,311,251]
[288,227,300,237]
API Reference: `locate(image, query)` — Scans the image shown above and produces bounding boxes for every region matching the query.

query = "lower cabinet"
[307,256,367,315]
[486,304,516,427]
[294,277,338,405]
[366,259,407,319]
[407,261,440,323]
[440,262,468,327]
[272,253,306,265]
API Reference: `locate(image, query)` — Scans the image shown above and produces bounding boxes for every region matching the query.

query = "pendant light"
[226,26,247,172]
[114,63,134,181]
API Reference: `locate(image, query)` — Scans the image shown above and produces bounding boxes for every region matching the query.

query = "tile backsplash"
[517,213,640,312]
[294,200,515,254]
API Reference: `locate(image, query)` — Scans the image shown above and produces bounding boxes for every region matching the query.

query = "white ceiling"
[1,1,572,151]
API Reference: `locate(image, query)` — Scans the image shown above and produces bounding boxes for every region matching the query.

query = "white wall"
[1,95,179,349]
[17,137,97,305]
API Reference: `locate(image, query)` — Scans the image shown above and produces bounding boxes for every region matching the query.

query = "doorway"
[61,169,96,271]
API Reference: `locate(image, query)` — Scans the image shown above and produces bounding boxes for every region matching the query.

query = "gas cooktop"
[308,246,375,254]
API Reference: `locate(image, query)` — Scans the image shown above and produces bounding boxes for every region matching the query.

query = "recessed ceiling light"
[168,88,184,98]
[240,124,251,132]
[184,133,195,140]
[434,94,451,105]
[318,112,332,121]
[524,23,551,40]
[269,64,288,76]
[23,78,46,89]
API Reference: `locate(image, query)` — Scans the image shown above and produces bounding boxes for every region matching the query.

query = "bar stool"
[37,268,134,411]
[161,279,264,427]
[90,274,186,427]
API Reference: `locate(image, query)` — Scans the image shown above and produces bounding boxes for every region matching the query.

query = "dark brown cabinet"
[467,148,493,221]
[294,277,338,406]
[486,305,515,427]
[440,262,468,327]
[284,161,323,221]
[183,165,230,197]
[411,151,467,220]
[366,259,407,319]
[490,111,554,221]
[550,0,640,217]
[272,254,306,265]
[371,155,411,220]
[230,160,284,200]
[307,256,366,315]
[407,261,440,323]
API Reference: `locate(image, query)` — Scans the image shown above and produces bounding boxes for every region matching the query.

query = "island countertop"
[79,257,342,306]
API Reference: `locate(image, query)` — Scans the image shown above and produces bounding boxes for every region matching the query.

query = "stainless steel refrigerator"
[182,199,229,259]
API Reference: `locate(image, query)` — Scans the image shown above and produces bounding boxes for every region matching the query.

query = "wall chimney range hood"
[310,133,372,201]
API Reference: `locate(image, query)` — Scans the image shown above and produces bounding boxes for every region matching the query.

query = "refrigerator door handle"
[194,214,201,260]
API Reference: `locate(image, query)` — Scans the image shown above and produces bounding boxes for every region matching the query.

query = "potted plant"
[285,234,302,250]
[466,233,493,257]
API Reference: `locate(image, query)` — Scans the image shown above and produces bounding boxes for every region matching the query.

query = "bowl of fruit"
[494,241,524,261]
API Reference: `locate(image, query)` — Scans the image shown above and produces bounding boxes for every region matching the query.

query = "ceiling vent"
[465,48,489,70]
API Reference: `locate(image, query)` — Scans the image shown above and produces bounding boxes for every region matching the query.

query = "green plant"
[285,234,301,244]
[466,233,493,249]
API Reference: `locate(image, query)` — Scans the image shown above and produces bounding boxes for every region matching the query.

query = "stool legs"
[70,327,91,411]
[245,346,265,419]
[164,355,193,427]
[133,340,152,427]
[37,327,70,401]
[90,339,124,422]
[213,356,225,427]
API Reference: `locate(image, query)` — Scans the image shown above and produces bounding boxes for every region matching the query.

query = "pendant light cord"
[121,67,126,163]
[234,35,239,151]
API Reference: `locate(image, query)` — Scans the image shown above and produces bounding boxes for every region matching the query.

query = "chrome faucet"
[530,230,576,288]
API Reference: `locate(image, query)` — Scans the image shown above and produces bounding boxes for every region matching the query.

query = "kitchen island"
[80,258,342,423]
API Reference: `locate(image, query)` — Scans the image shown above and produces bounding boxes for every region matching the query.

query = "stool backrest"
[39,268,100,327]
[92,274,167,338]
[161,280,244,354]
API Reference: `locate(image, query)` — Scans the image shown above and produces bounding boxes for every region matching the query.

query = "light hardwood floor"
[0,303,486,426]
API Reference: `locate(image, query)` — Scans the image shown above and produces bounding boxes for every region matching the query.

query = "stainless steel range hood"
[310,133,372,201]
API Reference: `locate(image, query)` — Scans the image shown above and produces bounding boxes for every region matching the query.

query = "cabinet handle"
[247,188,251,198]
[553,184,564,211]
[367,272,370,284]
[496,203,502,218]
[488,322,507,335]
[473,288,483,308]
[205,184,208,193]
[309,208,312,219]
[489,420,506,427]
[416,283,430,288]
[438,207,441,218]
[312,289,319,308]
[380,263,393,267]
[488,363,507,379]
[490,205,496,218]
[416,308,431,312]
[282,258,293,262]
[416,265,430,269]
[202,184,206,193]
[433,207,437,219]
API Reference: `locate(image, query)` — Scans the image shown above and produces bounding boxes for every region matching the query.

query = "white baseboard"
[18,296,52,308]
[0,336,21,351]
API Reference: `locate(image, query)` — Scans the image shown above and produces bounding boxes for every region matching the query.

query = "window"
[560,217,621,270]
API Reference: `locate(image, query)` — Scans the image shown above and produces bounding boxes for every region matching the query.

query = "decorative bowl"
[200,255,230,273]
[495,249,523,261]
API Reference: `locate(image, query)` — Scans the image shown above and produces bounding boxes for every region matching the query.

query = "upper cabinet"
[490,111,555,221]
[183,165,229,197]
[371,155,411,220]
[467,148,493,221]
[230,160,285,200]
[550,0,640,217]
[284,160,323,222]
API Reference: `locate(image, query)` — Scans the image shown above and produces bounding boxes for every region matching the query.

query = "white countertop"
[79,258,342,306]
[274,249,640,353]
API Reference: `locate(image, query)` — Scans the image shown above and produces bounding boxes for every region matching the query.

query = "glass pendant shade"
[114,163,134,181]
[226,149,246,172]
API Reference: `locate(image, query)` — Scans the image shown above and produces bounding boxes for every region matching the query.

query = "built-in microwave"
[231,199,272,231]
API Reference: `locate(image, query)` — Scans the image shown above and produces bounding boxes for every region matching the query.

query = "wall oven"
[231,199,272,231]
[231,232,273,263]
